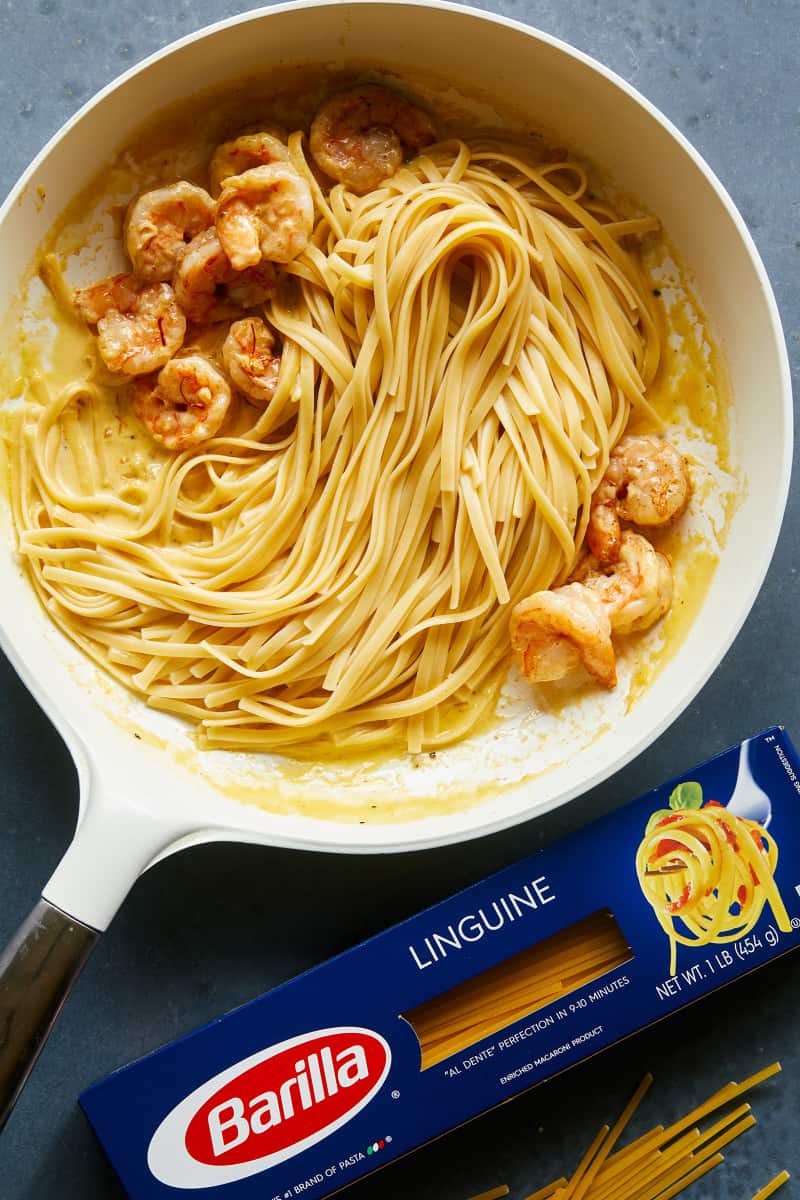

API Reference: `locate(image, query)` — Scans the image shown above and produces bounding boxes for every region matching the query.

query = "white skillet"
[0,0,791,1128]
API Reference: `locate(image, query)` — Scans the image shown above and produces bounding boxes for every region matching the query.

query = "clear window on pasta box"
[403,909,632,1069]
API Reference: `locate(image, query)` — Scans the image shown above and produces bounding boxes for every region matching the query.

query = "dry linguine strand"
[16,138,659,753]
[514,1064,783,1200]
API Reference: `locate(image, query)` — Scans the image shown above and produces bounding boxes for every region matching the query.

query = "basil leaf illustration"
[668,781,703,811]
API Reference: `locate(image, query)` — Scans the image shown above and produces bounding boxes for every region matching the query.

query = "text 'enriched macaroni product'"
[81,728,800,1198]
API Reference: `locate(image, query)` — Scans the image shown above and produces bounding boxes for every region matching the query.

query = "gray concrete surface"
[0,1,798,1196]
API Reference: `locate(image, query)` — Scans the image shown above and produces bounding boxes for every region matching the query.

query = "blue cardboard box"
[81,728,800,1197]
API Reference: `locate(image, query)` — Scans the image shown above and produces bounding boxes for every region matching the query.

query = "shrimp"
[510,582,617,689]
[587,433,691,562]
[74,274,186,375]
[222,317,282,405]
[573,531,673,635]
[130,355,232,450]
[309,83,436,194]
[511,531,673,691]
[124,182,215,281]
[215,162,314,271]
[209,129,290,196]
[225,260,280,311]
[173,228,279,325]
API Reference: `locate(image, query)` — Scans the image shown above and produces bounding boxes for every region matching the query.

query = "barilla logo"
[147,1027,391,1189]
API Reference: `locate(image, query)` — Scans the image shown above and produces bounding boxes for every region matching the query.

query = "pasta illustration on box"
[636,744,792,976]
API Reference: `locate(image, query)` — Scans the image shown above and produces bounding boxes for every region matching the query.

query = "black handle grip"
[0,897,98,1130]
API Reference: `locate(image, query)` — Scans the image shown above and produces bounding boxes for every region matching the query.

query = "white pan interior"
[0,1,791,898]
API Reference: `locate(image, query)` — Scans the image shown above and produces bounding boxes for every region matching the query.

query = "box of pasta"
[80,727,800,1198]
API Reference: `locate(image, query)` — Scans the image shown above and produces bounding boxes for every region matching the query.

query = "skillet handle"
[0,897,98,1131]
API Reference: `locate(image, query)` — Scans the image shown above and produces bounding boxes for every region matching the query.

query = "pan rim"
[0,0,792,857]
